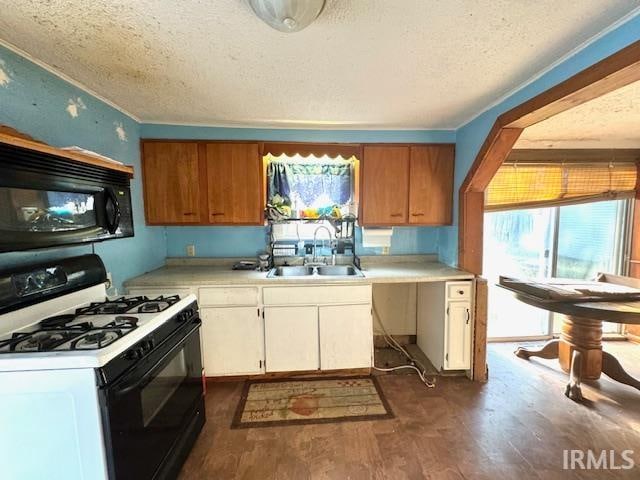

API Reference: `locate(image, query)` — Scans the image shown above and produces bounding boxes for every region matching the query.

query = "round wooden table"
[503,287,640,402]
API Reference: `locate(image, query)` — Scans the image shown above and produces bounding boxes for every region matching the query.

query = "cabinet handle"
[210,212,225,216]
[466,308,471,324]
[411,213,425,217]
[183,212,196,216]
[390,213,403,217]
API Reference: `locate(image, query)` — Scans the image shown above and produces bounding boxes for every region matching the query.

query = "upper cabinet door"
[360,146,410,225]
[142,142,201,224]
[204,143,263,225]
[409,145,455,225]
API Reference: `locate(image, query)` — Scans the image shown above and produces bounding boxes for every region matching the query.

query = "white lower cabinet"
[264,306,319,372]
[417,281,473,372]
[200,307,264,376]
[444,301,472,370]
[319,304,372,370]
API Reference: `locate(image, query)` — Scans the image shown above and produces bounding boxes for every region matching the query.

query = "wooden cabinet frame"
[141,139,455,227]
[358,143,455,226]
[141,140,266,226]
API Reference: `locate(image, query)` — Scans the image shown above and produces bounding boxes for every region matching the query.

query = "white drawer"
[263,285,371,305]
[199,286,258,306]
[446,282,471,300]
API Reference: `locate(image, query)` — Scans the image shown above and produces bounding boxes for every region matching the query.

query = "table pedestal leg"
[559,316,603,380]
[515,315,640,400]
[564,349,584,401]
[515,339,559,360]
[602,351,640,391]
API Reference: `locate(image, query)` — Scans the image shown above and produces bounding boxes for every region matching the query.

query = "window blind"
[486,162,637,211]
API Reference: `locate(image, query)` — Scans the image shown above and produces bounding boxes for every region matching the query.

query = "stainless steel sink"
[267,266,314,277]
[267,265,364,278]
[316,265,364,277]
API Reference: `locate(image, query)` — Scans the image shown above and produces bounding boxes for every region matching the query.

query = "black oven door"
[102,323,204,480]
[0,184,132,252]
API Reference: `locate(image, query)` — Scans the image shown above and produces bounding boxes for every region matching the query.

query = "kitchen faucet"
[309,225,335,266]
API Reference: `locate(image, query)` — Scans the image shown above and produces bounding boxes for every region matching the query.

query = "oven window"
[0,187,97,232]
[140,348,188,426]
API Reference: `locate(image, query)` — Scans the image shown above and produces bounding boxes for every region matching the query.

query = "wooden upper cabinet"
[409,145,454,225]
[204,143,263,225]
[142,142,201,224]
[360,146,410,225]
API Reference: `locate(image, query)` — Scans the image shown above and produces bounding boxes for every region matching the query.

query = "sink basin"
[316,265,364,277]
[266,265,364,278]
[267,266,314,277]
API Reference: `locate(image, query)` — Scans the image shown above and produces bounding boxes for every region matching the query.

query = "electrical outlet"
[186,244,196,257]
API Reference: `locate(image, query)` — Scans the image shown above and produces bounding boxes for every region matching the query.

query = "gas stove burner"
[40,315,93,331]
[40,314,77,329]
[137,295,180,313]
[71,329,122,350]
[10,330,81,352]
[75,296,149,316]
[106,316,139,328]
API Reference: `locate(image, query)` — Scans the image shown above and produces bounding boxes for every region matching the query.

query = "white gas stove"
[0,283,197,371]
[0,254,205,480]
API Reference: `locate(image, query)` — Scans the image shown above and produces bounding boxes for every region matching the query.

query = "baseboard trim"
[206,367,371,382]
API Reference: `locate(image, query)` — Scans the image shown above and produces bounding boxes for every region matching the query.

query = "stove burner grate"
[9,330,84,352]
[71,329,123,350]
[137,295,181,313]
[75,296,149,316]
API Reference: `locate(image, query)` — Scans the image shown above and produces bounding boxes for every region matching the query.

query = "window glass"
[266,154,355,216]
[556,201,622,279]
[484,208,554,338]
[485,199,628,339]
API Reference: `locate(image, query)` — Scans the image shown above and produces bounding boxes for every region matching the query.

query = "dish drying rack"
[267,216,358,268]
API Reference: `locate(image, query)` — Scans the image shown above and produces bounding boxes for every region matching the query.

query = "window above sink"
[265,153,359,220]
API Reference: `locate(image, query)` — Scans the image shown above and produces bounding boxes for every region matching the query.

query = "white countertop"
[123,256,474,289]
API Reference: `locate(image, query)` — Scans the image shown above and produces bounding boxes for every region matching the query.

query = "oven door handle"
[112,323,200,397]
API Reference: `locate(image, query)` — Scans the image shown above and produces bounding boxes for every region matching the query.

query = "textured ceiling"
[0,0,639,128]
[516,80,640,148]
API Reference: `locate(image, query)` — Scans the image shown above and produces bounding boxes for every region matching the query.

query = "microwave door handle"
[104,188,121,234]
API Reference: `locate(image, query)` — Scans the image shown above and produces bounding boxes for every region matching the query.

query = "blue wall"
[0,45,166,292]
[143,124,453,259]
[439,13,640,267]
[165,225,439,258]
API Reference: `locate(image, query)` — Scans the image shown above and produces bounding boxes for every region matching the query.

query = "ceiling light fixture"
[248,0,326,33]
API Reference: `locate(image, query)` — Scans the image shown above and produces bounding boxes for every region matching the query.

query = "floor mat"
[231,376,393,428]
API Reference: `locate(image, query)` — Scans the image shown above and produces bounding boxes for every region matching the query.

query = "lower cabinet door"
[264,306,319,372]
[319,304,373,370]
[201,307,264,376]
[445,301,472,370]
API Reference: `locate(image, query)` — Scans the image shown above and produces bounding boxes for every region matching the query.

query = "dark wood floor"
[179,341,640,479]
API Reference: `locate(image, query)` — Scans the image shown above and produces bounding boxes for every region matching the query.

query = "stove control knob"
[125,348,144,360]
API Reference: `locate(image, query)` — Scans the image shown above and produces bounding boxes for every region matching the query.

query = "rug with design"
[231,376,393,428]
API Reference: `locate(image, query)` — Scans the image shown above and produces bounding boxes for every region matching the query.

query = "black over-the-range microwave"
[0,142,134,252]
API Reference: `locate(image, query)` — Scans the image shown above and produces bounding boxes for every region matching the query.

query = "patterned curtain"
[267,161,352,207]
